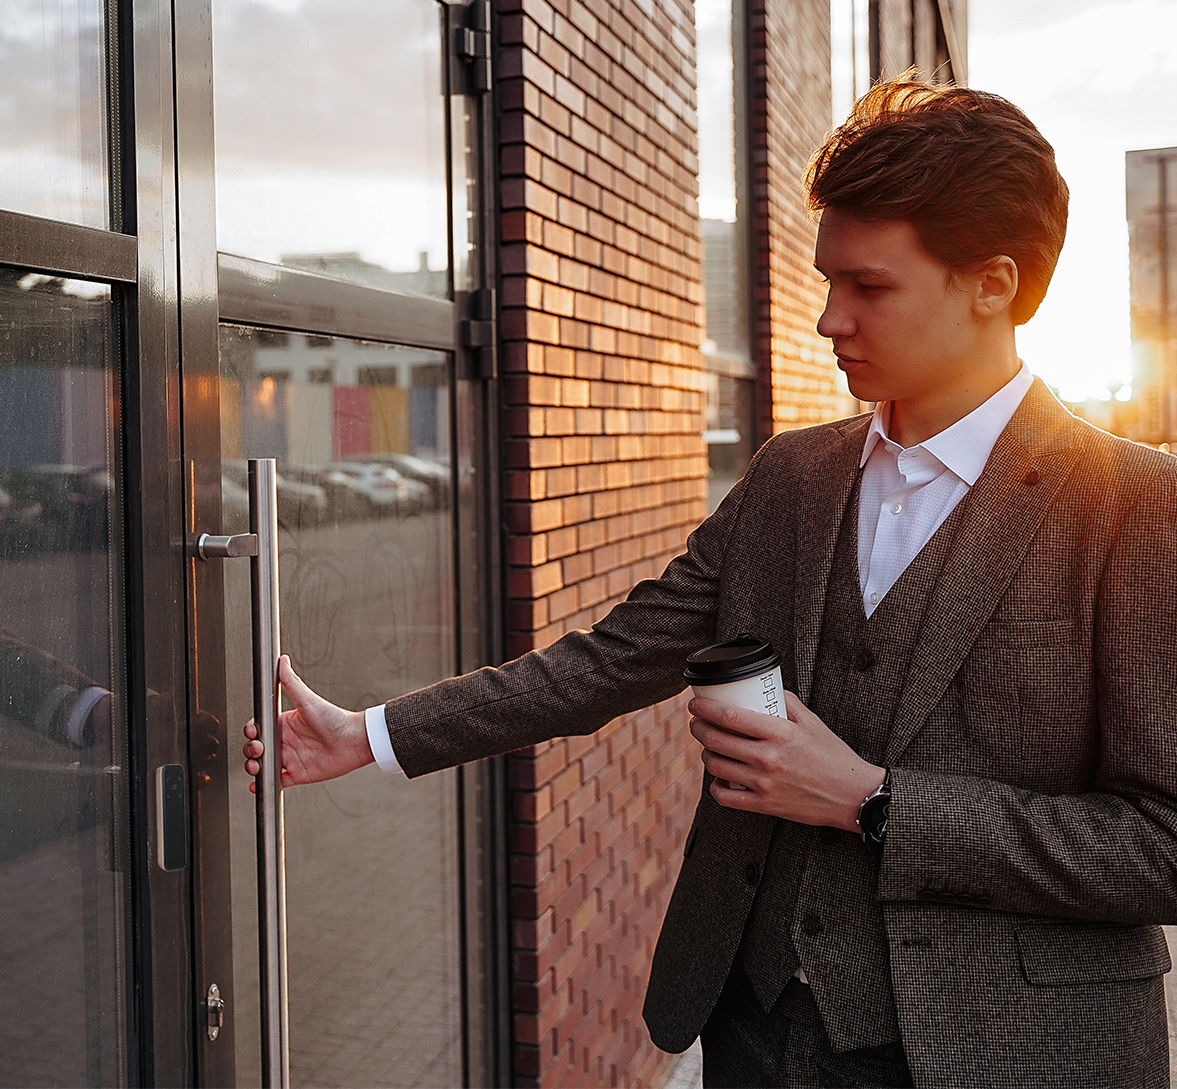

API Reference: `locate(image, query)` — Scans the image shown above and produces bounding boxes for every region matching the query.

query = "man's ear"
[974,256,1018,318]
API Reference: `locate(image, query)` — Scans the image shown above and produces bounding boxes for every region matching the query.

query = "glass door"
[181,0,504,1084]
[0,0,196,1083]
[0,0,502,1083]
[0,4,135,1084]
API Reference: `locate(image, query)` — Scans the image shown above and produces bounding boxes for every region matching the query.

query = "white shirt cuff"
[365,704,402,774]
[69,686,110,746]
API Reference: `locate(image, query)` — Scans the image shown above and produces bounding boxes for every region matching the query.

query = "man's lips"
[835,354,866,371]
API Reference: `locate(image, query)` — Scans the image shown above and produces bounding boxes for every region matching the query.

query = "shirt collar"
[859,362,1034,485]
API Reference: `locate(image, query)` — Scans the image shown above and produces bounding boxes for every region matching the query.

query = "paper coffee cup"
[684,636,784,789]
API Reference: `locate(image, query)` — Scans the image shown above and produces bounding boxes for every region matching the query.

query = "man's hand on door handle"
[242,655,374,791]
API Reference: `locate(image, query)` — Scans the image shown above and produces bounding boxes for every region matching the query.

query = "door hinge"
[206,983,225,1042]
[460,288,497,379]
[455,0,492,93]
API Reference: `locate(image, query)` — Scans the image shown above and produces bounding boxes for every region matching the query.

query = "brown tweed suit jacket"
[388,379,1177,1087]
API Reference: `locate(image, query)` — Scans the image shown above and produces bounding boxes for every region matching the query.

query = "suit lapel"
[883,380,1085,764]
[792,416,870,703]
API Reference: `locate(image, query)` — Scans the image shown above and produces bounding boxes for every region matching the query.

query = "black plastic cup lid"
[684,636,781,685]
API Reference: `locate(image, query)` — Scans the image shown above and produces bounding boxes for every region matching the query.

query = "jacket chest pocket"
[919,620,1096,787]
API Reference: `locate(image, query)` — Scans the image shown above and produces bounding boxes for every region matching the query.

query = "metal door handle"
[192,462,288,1084]
[193,532,259,560]
[249,459,290,1088]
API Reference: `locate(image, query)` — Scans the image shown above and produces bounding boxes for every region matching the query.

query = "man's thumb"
[277,655,313,704]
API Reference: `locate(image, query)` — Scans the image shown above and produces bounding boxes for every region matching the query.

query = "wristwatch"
[856,769,891,849]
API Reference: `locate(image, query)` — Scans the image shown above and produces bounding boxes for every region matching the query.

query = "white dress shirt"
[367,363,1035,770]
[857,363,1033,617]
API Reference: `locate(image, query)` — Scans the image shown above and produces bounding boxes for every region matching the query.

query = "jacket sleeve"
[383,440,775,778]
[878,462,1177,924]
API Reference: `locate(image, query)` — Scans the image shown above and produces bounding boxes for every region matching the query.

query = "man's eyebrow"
[812,263,893,278]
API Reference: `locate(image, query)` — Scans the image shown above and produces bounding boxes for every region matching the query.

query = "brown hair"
[806,77,1069,325]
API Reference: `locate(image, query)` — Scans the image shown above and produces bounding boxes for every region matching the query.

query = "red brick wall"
[747,0,856,441]
[495,0,708,1083]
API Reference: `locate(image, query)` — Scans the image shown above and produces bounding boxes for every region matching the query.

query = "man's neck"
[888,351,1021,448]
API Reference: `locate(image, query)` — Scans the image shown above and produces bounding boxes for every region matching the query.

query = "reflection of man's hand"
[242,655,373,791]
[188,708,220,787]
[688,693,885,832]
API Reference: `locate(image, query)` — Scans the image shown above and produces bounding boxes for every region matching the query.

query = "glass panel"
[219,324,463,1088]
[696,0,755,504]
[0,271,129,1085]
[212,0,450,299]
[0,0,110,228]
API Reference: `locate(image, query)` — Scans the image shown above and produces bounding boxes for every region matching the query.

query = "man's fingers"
[690,714,766,763]
[701,747,753,789]
[782,690,817,724]
[711,776,758,808]
[245,754,294,786]
[688,695,779,738]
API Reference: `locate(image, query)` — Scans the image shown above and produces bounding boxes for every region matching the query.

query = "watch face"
[859,790,890,846]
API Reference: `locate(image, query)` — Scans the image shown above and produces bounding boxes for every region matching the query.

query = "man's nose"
[816,293,854,339]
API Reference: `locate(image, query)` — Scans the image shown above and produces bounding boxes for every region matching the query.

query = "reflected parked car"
[221,460,328,527]
[282,466,366,522]
[345,453,451,509]
[315,462,430,518]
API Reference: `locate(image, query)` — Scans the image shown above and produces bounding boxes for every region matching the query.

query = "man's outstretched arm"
[242,655,373,791]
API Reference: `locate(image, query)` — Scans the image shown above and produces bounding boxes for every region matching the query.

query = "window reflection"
[212,0,450,298]
[0,0,109,228]
[695,0,755,509]
[0,271,128,1087]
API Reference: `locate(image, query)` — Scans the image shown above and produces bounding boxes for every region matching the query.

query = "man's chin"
[843,372,882,403]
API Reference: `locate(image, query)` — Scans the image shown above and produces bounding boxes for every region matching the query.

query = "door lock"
[206,982,225,1041]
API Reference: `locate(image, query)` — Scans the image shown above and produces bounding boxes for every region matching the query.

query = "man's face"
[814,208,981,411]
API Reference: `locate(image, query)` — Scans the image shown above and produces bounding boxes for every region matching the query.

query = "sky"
[965,0,1177,402]
[212,0,450,274]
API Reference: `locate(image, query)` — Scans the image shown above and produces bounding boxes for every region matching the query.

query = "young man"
[245,80,1177,1087]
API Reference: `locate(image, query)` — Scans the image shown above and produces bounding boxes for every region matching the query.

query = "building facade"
[0,0,962,1086]
[1126,146,1177,448]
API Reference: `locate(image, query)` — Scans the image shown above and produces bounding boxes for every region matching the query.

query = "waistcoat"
[739,479,968,1053]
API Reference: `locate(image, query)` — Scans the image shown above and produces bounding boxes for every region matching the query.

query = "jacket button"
[745,863,759,885]
[817,828,839,845]
[801,914,823,936]
[1023,469,1040,486]
[854,647,875,671]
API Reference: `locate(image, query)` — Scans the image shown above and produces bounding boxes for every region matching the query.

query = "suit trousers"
[701,968,914,1089]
